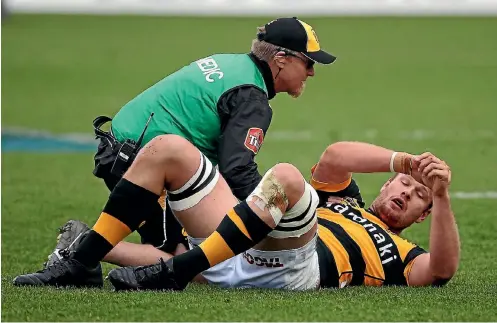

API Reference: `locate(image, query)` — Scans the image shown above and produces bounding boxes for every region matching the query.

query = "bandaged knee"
[168,153,219,211]
[247,168,288,224]
[247,169,319,239]
[269,182,318,238]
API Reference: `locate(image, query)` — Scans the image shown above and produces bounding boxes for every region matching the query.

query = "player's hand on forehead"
[411,152,451,194]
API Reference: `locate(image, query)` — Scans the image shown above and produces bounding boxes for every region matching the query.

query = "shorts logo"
[244,128,264,154]
[243,252,284,268]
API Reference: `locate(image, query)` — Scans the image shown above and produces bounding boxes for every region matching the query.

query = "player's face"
[374,174,432,231]
[282,53,315,98]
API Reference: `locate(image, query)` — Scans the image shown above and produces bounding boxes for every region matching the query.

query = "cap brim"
[304,50,337,65]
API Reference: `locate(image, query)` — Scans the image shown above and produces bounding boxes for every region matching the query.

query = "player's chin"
[380,205,402,227]
[289,82,306,98]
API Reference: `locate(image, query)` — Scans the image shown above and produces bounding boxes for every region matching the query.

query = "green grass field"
[2,14,497,321]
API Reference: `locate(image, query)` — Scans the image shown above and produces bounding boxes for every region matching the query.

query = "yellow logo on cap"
[298,20,320,53]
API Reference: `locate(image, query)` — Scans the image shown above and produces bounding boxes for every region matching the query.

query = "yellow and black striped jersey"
[309,166,426,288]
[316,203,426,288]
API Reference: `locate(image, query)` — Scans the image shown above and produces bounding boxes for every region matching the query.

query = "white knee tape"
[168,153,219,211]
[247,168,288,223]
[268,182,319,239]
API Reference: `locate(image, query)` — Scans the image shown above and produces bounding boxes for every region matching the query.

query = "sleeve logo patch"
[244,127,264,154]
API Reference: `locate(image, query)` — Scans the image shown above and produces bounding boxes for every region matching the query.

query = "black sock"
[171,201,272,285]
[73,178,159,267]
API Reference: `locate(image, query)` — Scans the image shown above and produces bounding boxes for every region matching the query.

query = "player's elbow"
[433,270,456,282]
[431,263,459,285]
[321,142,350,168]
[431,276,453,287]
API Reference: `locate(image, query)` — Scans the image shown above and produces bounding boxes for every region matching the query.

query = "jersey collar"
[248,53,276,100]
[365,207,401,235]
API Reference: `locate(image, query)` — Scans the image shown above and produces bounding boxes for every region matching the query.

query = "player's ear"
[416,209,430,223]
[274,52,287,68]
[380,174,397,192]
[380,178,393,192]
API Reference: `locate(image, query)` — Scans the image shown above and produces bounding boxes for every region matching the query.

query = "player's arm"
[217,86,272,200]
[312,141,414,206]
[407,154,460,287]
[313,141,414,184]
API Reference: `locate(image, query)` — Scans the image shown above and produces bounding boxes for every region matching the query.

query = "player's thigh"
[140,136,238,238]
[125,135,203,195]
[172,174,238,239]
[255,223,318,251]
[237,236,320,290]
[188,234,320,290]
[125,134,238,238]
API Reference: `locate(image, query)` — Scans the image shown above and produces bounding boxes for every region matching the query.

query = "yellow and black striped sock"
[73,178,160,267]
[172,200,273,285]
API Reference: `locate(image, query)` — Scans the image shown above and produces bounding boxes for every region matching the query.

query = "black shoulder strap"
[92,115,119,147]
[92,116,112,136]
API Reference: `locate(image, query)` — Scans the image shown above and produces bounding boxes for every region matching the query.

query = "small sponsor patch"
[244,127,264,154]
[242,252,284,268]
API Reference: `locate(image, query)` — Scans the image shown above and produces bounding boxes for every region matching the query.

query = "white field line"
[3,127,496,143]
[451,191,497,199]
[2,127,96,144]
[268,129,497,142]
[3,127,497,200]
[341,129,497,142]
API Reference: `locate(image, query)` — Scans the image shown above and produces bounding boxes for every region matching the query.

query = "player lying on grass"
[105,142,460,290]
[14,137,460,290]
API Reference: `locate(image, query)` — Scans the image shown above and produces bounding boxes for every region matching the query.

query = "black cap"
[258,17,336,65]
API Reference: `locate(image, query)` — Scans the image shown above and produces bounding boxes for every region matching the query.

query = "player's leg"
[91,116,170,258]
[168,162,319,286]
[13,134,237,287]
[107,162,320,291]
[135,196,189,254]
[92,125,175,257]
[44,218,187,268]
[45,219,203,278]
[187,177,321,291]
[104,241,173,267]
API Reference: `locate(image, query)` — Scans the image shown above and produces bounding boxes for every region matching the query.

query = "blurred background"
[2,0,496,184]
[1,1,497,321]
